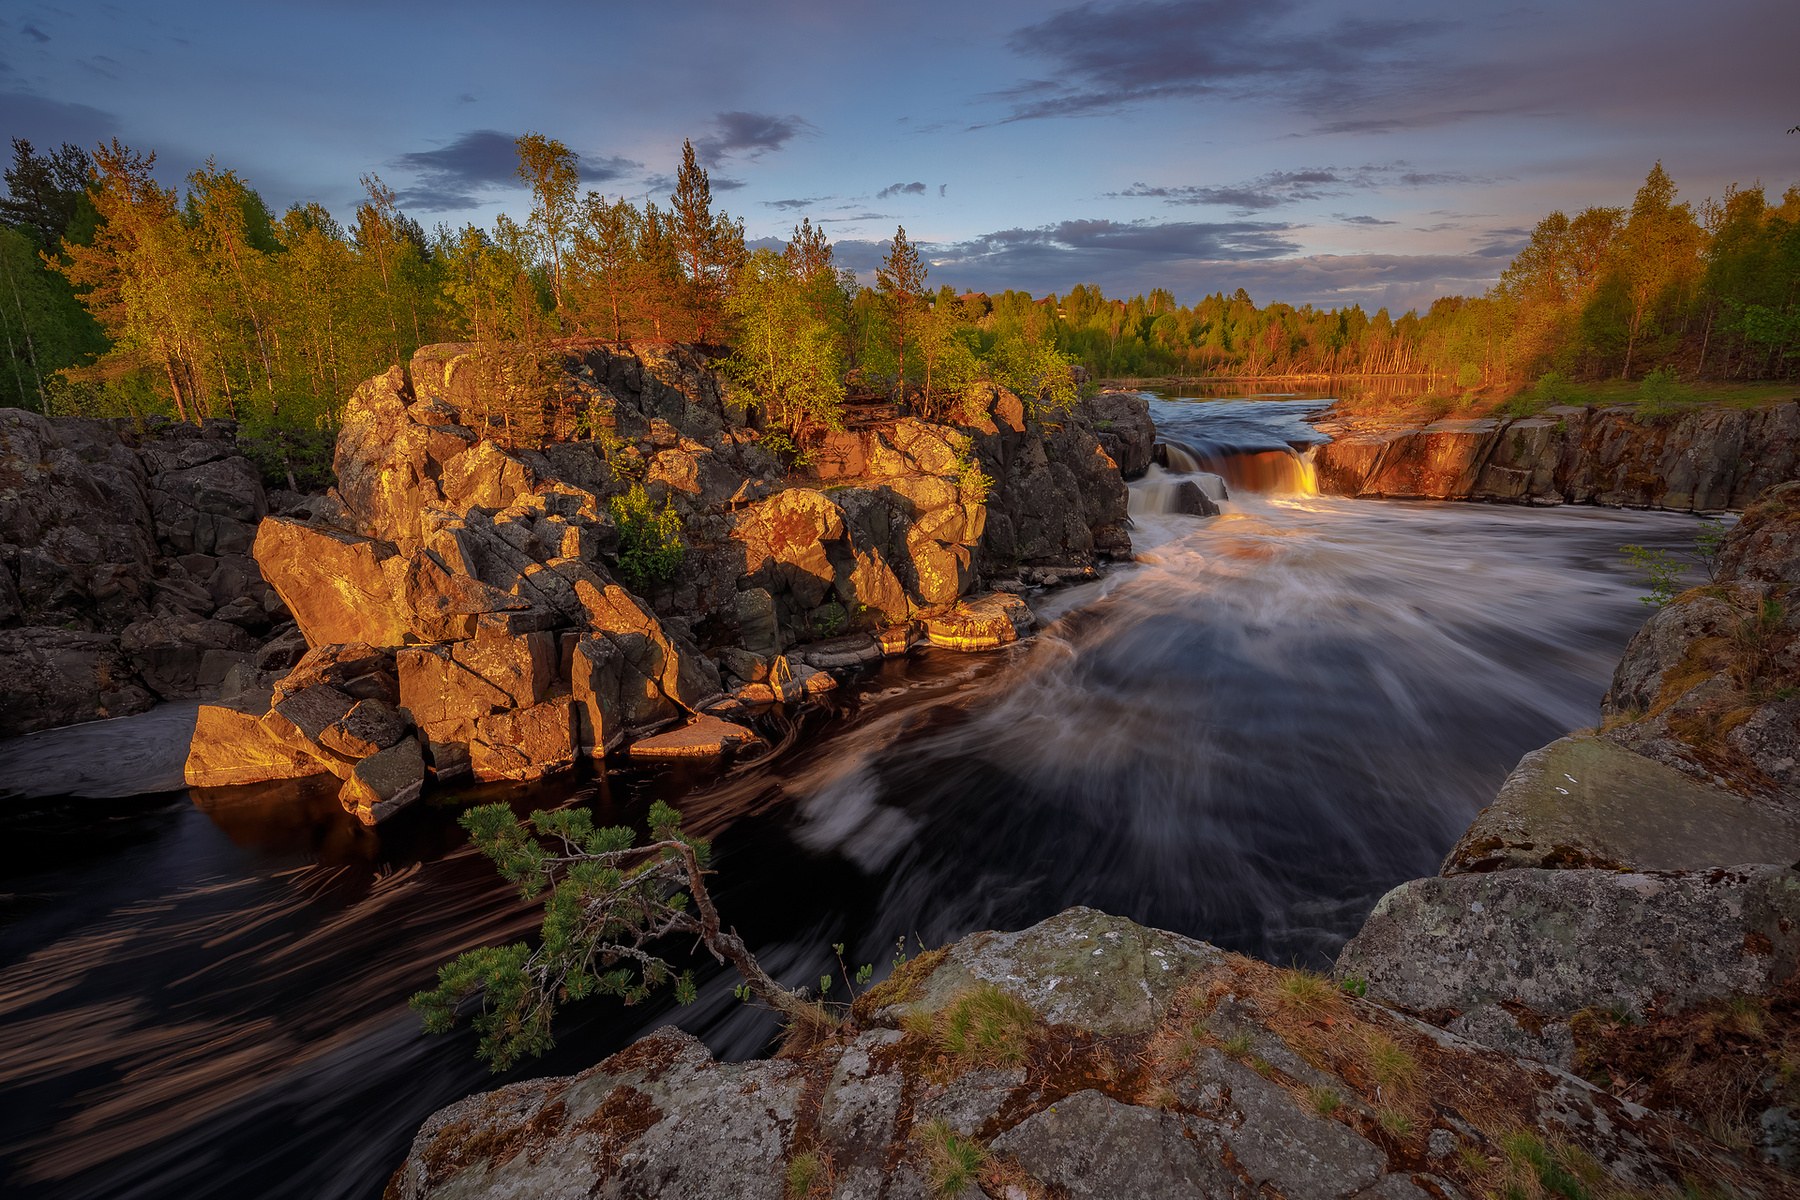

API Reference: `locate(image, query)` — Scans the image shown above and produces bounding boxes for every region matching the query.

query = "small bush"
[609,483,685,589]
[917,1118,987,1198]
[1634,367,1698,423]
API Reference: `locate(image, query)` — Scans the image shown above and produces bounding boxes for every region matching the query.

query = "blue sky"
[2,0,1795,312]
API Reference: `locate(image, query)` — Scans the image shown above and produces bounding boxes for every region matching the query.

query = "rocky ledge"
[1311,400,1800,509]
[177,340,1152,822]
[393,907,1791,1200]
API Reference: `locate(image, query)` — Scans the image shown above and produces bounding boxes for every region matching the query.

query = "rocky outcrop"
[199,343,1138,798]
[1313,400,1800,510]
[1338,865,1800,1069]
[0,408,292,735]
[394,907,1787,1200]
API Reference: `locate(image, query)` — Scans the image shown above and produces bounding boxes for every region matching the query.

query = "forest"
[1,131,1797,482]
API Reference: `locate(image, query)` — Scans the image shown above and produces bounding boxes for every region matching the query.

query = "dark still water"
[0,393,1710,1200]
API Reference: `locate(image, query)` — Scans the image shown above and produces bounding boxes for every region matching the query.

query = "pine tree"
[876,224,925,397]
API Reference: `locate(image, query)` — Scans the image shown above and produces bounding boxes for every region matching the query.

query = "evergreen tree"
[876,224,925,394]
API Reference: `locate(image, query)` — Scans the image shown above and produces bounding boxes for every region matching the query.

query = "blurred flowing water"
[0,391,1710,1200]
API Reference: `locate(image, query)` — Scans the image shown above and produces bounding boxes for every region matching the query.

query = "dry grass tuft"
[1273,967,1340,1019]
[776,1000,843,1059]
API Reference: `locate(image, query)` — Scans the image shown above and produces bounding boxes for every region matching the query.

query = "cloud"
[456,92,476,104]
[693,111,815,167]
[828,216,1299,290]
[939,184,947,197]
[391,130,641,211]
[876,181,927,200]
[0,91,119,152]
[21,24,50,43]
[1335,214,1396,226]
[1111,164,1489,216]
[990,0,1444,123]
[763,197,829,210]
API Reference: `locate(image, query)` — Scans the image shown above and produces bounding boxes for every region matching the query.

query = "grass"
[1307,1085,1342,1116]
[935,982,1038,1068]
[1273,967,1339,1019]
[1222,1030,1253,1058]
[1378,1107,1414,1138]
[784,1150,828,1198]
[916,1118,988,1198]
[1364,1031,1420,1094]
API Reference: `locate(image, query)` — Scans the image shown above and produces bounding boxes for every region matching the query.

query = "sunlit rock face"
[1312,401,1800,508]
[184,342,1142,807]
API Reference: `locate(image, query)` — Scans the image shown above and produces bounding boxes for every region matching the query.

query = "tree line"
[1026,163,1800,387]
[1,139,1795,466]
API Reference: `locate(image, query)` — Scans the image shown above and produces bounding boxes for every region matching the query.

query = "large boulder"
[1336,864,1800,1068]
[254,516,411,648]
[184,702,326,788]
[118,612,259,699]
[1442,735,1800,873]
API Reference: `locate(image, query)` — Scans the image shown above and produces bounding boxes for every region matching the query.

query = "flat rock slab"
[1337,863,1800,1067]
[0,701,201,799]
[1443,735,1800,874]
[626,714,760,759]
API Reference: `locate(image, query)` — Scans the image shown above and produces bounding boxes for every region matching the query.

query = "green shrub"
[609,483,685,588]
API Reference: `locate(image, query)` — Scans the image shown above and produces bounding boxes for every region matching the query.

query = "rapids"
[0,392,1710,1200]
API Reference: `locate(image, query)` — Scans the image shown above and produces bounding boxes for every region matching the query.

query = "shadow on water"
[0,390,1714,1199]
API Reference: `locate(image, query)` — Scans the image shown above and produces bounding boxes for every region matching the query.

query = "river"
[0,392,1709,1199]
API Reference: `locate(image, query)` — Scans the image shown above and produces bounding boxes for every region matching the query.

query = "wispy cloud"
[1111,164,1491,216]
[876,181,926,199]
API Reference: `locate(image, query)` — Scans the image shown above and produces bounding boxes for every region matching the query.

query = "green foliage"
[410,799,712,1071]
[1339,973,1368,997]
[916,1118,988,1198]
[721,249,846,437]
[784,1151,823,1198]
[953,442,993,501]
[1456,361,1483,388]
[1501,1130,1593,1200]
[1308,1085,1342,1116]
[1621,543,1685,607]
[609,483,685,589]
[1633,366,1698,422]
[990,331,1079,417]
[1378,1107,1414,1138]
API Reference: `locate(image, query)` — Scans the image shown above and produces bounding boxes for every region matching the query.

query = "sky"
[2,0,1796,313]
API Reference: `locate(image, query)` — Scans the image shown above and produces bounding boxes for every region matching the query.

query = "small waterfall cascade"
[1132,437,1317,515]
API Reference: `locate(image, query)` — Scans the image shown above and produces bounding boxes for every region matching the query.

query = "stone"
[253,516,410,648]
[401,547,529,642]
[217,661,277,713]
[718,645,769,682]
[0,627,154,737]
[735,587,781,658]
[391,1027,805,1200]
[732,487,844,614]
[1171,478,1220,516]
[923,592,1034,651]
[319,698,407,759]
[568,634,628,755]
[1441,735,1800,873]
[470,699,577,782]
[875,906,1226,1037]
[149,454,267,555]
[799,633,882,670]
[268,683,357,750]
[1336,864,1800,1067]
[183,702,327,788]
[254,626,309,671]
[118,612,258,699]
[1719,481,1800,583]
[275,642,396,703]
[627,714,762,759]
[991,1090,1241,1199]
[338,735,426,823]
[547,558,721,708]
